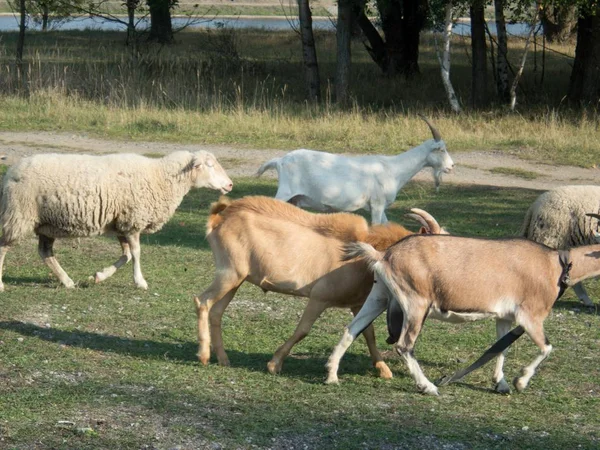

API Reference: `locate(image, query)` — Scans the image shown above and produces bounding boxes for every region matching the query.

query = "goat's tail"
[256,158,280,177]
[206,196,233,235]
[342,242,384,268]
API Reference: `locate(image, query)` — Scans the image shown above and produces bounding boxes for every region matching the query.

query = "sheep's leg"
[325,283,389,384]
[513,322,552,392]
[0,238,9,292]
[38,235,75,288]
[125,232,147,290]
[268,297,328,375]
[492,318,513,394]
[350,306,393,380]
[572,283,594,307]
[194,273,243,366]
[94,236,131,283]
[395,309,438,396]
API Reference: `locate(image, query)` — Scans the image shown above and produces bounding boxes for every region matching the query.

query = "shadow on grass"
[553,299,600,315]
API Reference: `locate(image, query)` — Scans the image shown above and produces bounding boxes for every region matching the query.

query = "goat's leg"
[268,297,328,375]
[325,283,389,384]
[514,322,552,392]
[94,236,131,283]
[369,201,388,225]
[124,232,147,289]
[207,286,240,366]
[0,237,9,292]
[492,319,513,394]
[395,309,437,396]
[194,273,243,365]
[351,306,392,380]
[38,235,75,288]
[572,283,594,307]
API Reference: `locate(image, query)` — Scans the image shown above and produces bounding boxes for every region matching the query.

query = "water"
[0,13,532,35]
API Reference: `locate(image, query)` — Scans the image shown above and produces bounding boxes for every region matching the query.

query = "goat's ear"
[419,226,430,234]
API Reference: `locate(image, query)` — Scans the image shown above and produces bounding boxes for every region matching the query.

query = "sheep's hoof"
[266,360,281,375]
[136,280,149,290]
[494,379,511,395]
[94,272,107,284]
[63,280,76,289]
[375,361,393,380]
[0,283,4,292]
[324,375,339,385]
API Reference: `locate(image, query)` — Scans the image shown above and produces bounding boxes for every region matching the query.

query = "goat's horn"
[586,213,600,220]
[406,208,442,234]
[418,114,442,142]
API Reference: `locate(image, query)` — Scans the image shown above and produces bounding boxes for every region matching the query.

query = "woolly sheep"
[0,151,233,291]
[521,185,600,306]
[256,116,454,224]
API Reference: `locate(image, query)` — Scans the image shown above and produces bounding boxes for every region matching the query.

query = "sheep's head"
[586,213,600,243]
[418,115,454,192]
[191,151,233,194]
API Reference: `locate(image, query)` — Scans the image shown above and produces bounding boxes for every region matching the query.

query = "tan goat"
[326,234,600,395]
[194,195,444,377]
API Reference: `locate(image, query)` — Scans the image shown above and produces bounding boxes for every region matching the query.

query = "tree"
[568,2,600,105]
[539,2,577,43]
[354,0,429,77]
[494,0,510,102]
[147,0,175,43]
[297,0,321,101]
[470,0,488,108]
[336,0,352,105]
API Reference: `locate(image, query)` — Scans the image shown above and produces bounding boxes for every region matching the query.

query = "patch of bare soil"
[0,131,599,191]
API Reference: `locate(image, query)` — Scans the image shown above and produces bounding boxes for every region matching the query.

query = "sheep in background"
[256,116,454,224]
[521,185,600,306]
[194,195,446,376]
[0,151,233,291]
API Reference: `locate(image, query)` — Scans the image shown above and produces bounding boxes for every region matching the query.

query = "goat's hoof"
[94,272,107,283]
[0,283,5,292]
[494,380,511,395]
[136,280,149,290]
[419,384,440,396]
[324,375,339,385]
[218,358,231,367]
[266,360,281,375]
[63,280,76,289]
[198,352,210,366]
[513,377,528,393]
[374,361,393,380]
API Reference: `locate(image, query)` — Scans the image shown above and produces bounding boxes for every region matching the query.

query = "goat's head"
[191,151,234,194]
[418,115,454,192]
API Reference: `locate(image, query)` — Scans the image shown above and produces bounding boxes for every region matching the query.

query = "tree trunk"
[400,0,427,77]
[298,0,321,101]
[42,3,49,31]
[510,13,538,110]
[539,3,577,44]
[354,7,388,72]
[127,0,137,46]
[568,7,600,105]
[437,1,461,113]
[147,0,173,44]
[336,0,352,105]
[16,0,26,82]
[470,1,487,108]
[494,0,510,102]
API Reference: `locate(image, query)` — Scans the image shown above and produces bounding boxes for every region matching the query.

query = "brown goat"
[194,195,444,377]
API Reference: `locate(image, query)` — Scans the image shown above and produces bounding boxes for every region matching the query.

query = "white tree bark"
[510,8,539,110]
[436,1,461,113]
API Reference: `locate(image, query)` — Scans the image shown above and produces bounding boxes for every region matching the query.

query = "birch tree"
[494,0,510,102]
[436,1,461,112]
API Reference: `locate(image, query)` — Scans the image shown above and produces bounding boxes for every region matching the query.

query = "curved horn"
[586,213,600,220]
[418,114,442,142]
[405,208,443,234]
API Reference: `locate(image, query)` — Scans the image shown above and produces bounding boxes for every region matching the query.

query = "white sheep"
[521,185,600,307]
[256,116,454,224]
[0,151,233,291]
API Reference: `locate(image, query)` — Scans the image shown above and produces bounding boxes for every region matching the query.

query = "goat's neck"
[565,244,600,284]
[388,142,433,185]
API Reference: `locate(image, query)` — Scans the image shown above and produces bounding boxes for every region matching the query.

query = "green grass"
[0,178,598,449]
[489,167,542,180]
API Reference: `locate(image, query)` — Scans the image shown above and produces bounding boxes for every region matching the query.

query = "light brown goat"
[327,235,600,395]
[194,195,444,377]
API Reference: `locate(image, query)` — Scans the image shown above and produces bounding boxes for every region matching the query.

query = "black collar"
[557,250,572,300]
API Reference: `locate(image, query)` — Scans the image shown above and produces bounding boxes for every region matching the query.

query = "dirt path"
[0,131,598,191]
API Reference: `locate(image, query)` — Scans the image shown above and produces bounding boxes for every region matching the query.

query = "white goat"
[326,234,600,395]
[256,116,454,224]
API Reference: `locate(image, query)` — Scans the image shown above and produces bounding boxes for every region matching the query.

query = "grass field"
[0,173,598,449]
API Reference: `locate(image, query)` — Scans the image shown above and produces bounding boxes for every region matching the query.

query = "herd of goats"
[0,116,598,396]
